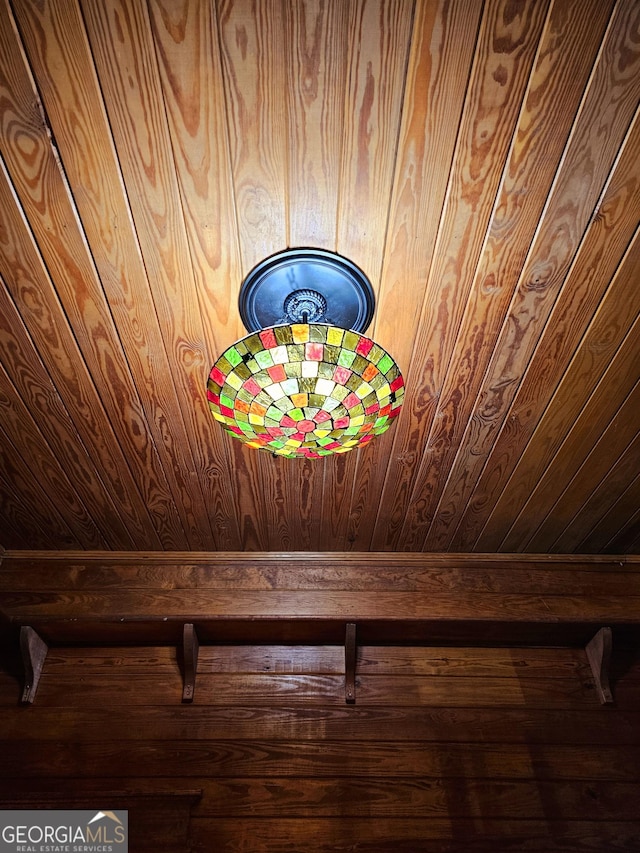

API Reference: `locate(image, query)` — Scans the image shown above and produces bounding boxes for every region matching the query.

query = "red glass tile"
[355,337,374,357]
[267,364,287,382]
[244,378,261,396]
[305,342,324,361]
[210,366,226,385]
[333,366,351,385]
[259,328,278,348]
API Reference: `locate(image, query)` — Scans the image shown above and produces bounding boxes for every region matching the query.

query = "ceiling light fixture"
[207,249,404,458]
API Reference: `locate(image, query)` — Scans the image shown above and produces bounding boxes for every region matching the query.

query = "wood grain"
[421,0,640,551]
[370,0,551,551]
[452,105,640,550]
[1,0,638,553]
[396,0,614,550]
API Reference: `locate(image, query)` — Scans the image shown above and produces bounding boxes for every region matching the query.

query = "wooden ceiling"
[0,0,639,554]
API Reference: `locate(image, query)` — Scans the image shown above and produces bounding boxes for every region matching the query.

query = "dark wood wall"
[1,642,640,852]
[1,553,640,851]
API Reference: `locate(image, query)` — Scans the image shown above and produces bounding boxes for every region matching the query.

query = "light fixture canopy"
[207,249,404,458]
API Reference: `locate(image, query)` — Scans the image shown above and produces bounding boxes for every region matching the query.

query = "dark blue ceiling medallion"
[238,248,375,334]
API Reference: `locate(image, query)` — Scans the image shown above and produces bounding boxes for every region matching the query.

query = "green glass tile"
[351,354,369,376]
[234,363,251,381]
[274,325,294,345]
[245,334,262,354]
[225,346,243,367]
[255,390,274,408]
[289,408,305,421]
[220,393,235,410]
[368,343,385,365]
[216,356,232,375]
[349,403,364,417]
[377,353,393,374]
[346,374,362,392]
[374,415,389,429]
[255,350,273,369]
[322,345,340,364]
[343,426,361,435]
[287,344,306,362]
[316,436,335,447]
[269,439,288,448]
[363,391,378,408]
[308,393,326,408]
[317,362,335,380]
[299,377,317,394]
[331,385,349,402]
[285,361,302,378]
[309,325,328,342]
[236,388,254,404]
[275,397,294,412]
[235,410,249,423]
[343,330,359,351]
[337,349,356,368]
[369,373,387,391]
[266,405,283,422]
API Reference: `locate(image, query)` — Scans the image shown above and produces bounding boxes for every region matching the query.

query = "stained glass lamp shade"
[207,250,404,458]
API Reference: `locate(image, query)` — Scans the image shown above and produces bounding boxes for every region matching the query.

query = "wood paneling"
[0,0,637,552]
[1,560,639,852]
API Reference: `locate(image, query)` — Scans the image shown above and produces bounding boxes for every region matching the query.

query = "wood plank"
[147,0,244,349]
[395,0,615,551]
[0,777,635,821]
[534,383,640,552]
[189,818,640,853]
[145,0,245,549]
[343,0,484,551]
[216,0,287,270]
[325,0,414,550]
[3,739,638,779]
[454,107,640,551]
[582,473,640,553]
[4,552,637,591]
[336,0,414,287]
[420,0,640,550]
[1,705,638,745]
[36,644,592,679]
[0,23,169,549]
[285,0,348,249]
[0,275,134,548]
[3,588,640,624]
[0,359,106,549]
[0,425,77,548]
[369,0,551,551]
[79,0,231,550]
[501,304,640,551]
[8,0,204,548]
[9,672,606,708]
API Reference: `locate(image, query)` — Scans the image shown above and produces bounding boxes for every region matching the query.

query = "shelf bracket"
[586,626,613,704]
[345,622,357,704]
[182,623,199,703]
[20,626,48,705]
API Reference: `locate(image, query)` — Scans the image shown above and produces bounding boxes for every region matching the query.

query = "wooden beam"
[182,623,199,703]
[345,622,356,704]
[1,554,639,648]
[20,625,48,704]
[586,626,614,704]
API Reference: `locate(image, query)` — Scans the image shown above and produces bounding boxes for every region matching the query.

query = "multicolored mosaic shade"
[207,323,404,458]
